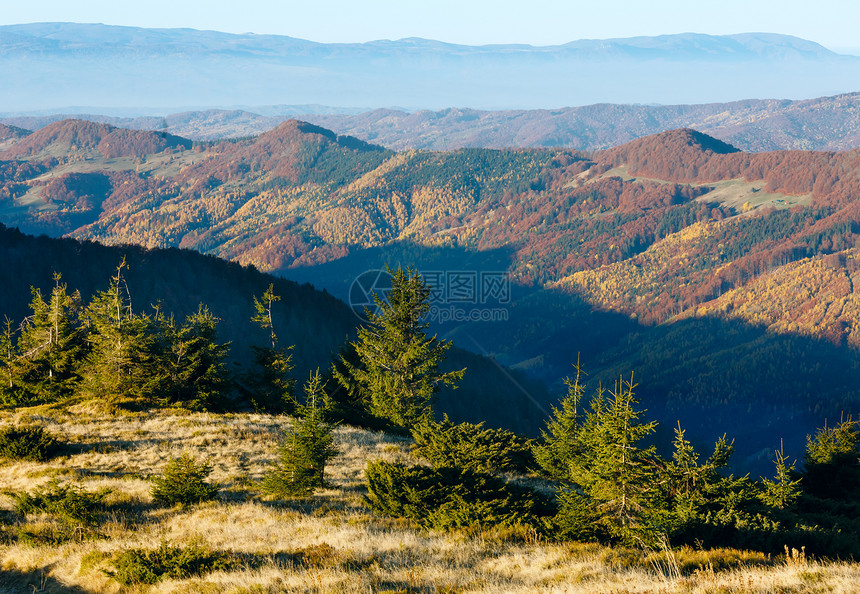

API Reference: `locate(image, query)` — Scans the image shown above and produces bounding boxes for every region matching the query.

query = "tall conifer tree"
[244,284,295,413]
[14,274,84,403]
[337,267,463,427]
[79,259,150,401]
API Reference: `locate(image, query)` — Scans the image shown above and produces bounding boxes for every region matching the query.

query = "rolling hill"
[0,118,191,160]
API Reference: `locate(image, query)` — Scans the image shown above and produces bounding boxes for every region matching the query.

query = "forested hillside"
[4,119,860,465]
[0,224,548,433]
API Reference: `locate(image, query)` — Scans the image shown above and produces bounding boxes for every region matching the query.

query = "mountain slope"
[2,118,191,159]
[0,223,549,433]
[0,123,29,151]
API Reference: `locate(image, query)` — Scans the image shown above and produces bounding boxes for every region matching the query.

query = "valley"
[2,119,860,467]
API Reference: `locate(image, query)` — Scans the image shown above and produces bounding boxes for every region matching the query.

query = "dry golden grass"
[2,408,860,593]
[573,164,811,217]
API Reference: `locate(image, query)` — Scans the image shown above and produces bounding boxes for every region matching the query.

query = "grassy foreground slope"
[2,407,860,593]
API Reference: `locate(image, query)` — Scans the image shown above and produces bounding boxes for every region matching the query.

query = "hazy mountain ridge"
[298,93,860,152]
[2,23,859,110]
[0,24,838,59]
[6,93,860,153]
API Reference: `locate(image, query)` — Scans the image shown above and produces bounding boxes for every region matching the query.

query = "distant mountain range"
[1,23,860,110]
[5,92,860,153]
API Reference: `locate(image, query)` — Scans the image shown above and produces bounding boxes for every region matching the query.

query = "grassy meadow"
[1,406,860,593]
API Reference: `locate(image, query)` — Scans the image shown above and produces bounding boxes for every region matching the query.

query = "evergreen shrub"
[364,460,554,531]
[411,414,533,473]
[107,541,234,585]
[12,481,110,526]
[0,425,60,461]
[150,454,218,506]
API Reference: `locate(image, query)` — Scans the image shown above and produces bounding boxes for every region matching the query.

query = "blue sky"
[2,0,858,54]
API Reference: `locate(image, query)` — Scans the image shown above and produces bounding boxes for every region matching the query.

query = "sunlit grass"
[1,407,859,592]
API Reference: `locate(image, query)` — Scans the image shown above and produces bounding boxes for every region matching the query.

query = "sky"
[1,0,858,54]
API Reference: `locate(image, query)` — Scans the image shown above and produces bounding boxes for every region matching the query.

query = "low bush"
[11,481,110,527]
[411,414,534,474]
[0,425,60,461]
[261,371,338,498]
[364,460,554,531]
[106,541,234,585]
[150,454,218,506]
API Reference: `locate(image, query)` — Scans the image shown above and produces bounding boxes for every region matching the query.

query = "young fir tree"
[664,423,736,527]
[79,259,152,402]
[335,267,464,428]
[803,417,860,500]
[0,317,20,405]
[577,377,661,545]
[150,306,231,410]
[262,371,338,497]
[544,372,663,546]
[760,441,802,510]
[533,363,586,481]
[13,275,85,403]
[244,284,295,413]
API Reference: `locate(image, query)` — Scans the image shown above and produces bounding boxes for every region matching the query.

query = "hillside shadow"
[254,489,368,515]
[61,439,138,457]
[582,312,860,475]
[281,243,638,435]
[287,242,860,474]
[0,565,88,593]
[281,243,518,303]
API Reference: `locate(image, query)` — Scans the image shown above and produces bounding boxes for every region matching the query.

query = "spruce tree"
[79,259,151,402]
[542,371,663,545]
[761,442,801,510]
[152,306,230,410]
[0,317,19,405]
[244,284,295,413]
[664,423,736,527]
[14,274,85,403]
[336,266,464,428]
[576,377,661,545]
[533,363,586,480]
[803,417,860,500]
[262,371,338,497]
